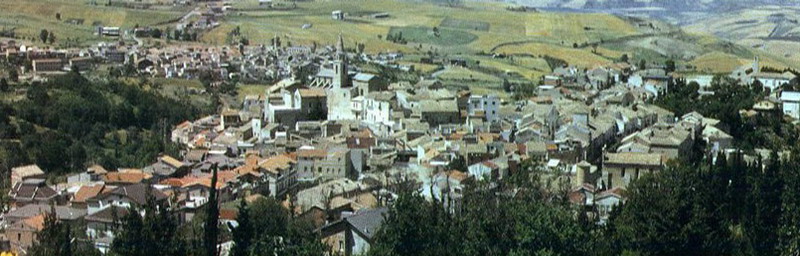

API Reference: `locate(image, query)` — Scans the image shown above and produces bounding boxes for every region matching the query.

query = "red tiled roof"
[73,185,106,203]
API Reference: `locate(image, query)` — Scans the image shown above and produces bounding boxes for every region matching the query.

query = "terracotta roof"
[598,187,626,199]
[477,133,498,143]
[104,171,153,184]
[245,194,265,203]
[245,154,261,166]
[258,154,296,174]
[33,58,62,64]
[12,164,45,178]
[297,148,327,158]
[219,209,238,220]
[87,164,108,175]
[160,155,184,168]
[568,191,587,205]
[23,214,46,231]
[298,88,326,98]
[481,161,499,169]
[183,170,237,189]
[443,170,469,182]
[160,178,185,187]
[604,152,663,167]
[176,120,192,129]
[73,185,106,203]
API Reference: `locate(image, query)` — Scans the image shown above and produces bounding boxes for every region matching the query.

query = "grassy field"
[440,18,490,31]
[494,42,616,68]
[682,7,800,71]
[208,0,645,55]
[387,26,477,46]
[690,51,749,74]
[237,84,269,100]
[0,0,186,47]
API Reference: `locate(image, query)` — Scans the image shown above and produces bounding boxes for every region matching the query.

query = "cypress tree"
[204,164,220,256]
[231,199,253,256]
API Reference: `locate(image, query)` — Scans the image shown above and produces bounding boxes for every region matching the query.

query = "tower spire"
[336,33,344,53]
[332,33,347,88]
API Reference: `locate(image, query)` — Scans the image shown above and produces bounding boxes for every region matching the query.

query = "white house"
[781,91,800,119]
[467,157,508,181]
[328,87,356,121]
[467,95,500,123]
[361,92,395,136]
[595,187,625,222]
[752,72,795,92]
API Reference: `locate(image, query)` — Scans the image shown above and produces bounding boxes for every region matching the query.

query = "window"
[621,168,626,177]
[18,233,21,241]
[607,173,613,188]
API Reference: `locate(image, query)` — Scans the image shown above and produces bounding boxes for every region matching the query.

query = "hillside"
[684,6,800,69]
[0,0,188,47]
[2,0,795,86]
[496,0,799,12]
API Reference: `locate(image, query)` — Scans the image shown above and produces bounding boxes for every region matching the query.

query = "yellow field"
[494,42,614,68]
[237,84,269,100]
[690,50,794,74]
[690,52,749,74]
[437,67,502,83]
[525,13,638,43]
[207,0,642,56]
[397,61,440,73]
[10,0,793,90]
[468,56,548,80]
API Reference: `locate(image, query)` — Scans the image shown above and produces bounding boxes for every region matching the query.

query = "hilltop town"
[1,0,800,256]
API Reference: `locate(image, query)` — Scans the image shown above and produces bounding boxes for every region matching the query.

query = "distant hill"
[509,0,800,12]
[683,6,800,67]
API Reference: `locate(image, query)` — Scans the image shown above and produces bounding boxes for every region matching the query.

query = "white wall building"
[781,91,800,119]
[467,95,500,123]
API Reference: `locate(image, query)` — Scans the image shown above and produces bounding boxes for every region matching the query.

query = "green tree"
[39,29,49,43]
[779,151,800,255]
[0,78,8,92]
[502,78,512,92]
[665,59,676,73]
[111,189,186,256]
[369,191,453,256]
[231,200,253,256]
[8,67,18,82]
[28,205,72,256]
